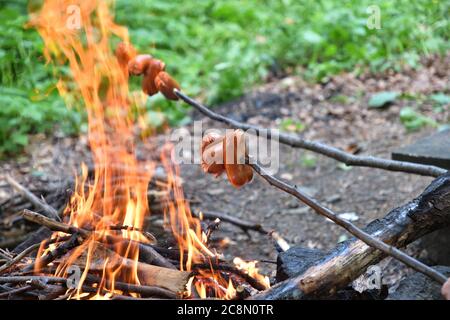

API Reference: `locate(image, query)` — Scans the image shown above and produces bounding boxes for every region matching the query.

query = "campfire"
[0,0,271,300]
[1,0,449,302]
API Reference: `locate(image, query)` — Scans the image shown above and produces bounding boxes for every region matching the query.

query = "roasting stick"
[6,175,60,221]
[174,90,445,177]
[174,89,446,283]
[248,160,447,285]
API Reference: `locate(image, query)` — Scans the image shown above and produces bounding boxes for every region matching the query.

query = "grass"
[0,0,449,156]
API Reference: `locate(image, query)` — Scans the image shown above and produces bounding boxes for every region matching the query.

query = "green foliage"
[117,0,449,104]
[0,87,83,156]
[430,93,450,106]
[279,118,305,133]
[399,107,437,132]
[0,0,449,155]
[0,3,82,157]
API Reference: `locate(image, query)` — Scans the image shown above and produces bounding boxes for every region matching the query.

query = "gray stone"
[418,227,450,266]
[392,129,450,169]
[276,246,326,282]
[388,266,450,300]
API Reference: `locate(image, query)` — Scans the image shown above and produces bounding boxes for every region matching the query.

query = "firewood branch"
[21,210,176,269]
[174,90,446,177]
[250,171,450,299]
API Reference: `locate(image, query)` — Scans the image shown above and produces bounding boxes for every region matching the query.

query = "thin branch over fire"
[174,89,446,177]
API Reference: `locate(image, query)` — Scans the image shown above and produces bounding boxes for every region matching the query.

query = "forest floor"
[0,54,448,293]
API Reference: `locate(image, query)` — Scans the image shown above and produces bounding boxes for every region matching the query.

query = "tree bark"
[250,172,450,299]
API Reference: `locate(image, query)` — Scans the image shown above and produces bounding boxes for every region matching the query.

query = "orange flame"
[30,0,268,300]
[31,0,152,298]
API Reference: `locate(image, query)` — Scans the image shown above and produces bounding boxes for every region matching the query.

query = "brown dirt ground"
[0,54,448,290]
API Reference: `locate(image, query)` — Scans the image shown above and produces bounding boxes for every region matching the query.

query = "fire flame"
[30,0,153,298]
[30,0,268,300]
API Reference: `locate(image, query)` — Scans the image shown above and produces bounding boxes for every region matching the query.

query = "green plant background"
[0,0,448,156]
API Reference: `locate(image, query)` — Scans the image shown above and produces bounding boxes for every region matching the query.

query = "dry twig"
[6,175,60,221]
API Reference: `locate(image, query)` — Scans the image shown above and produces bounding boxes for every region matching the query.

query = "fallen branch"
[198,211,290,251]
[6,175,60,221]
[0,243,41,274]
[22,210,88,237]
[0,275,67,285]
[25,234,80,273]
[250,171,450,299]
[200,211,267,234]
[175,90,446,177]
[0,284,32,298]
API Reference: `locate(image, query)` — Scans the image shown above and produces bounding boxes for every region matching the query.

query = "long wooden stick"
[250,161,448,285]
[250,171,450,299]
[174,90,446,177]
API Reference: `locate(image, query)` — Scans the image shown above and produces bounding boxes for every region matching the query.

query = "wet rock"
[388,266,450,300]
[392,129,450,170]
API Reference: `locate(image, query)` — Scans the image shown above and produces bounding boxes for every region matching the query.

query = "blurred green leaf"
[368,91,399,108]
[400,107,437,132]
[430,93,450,105]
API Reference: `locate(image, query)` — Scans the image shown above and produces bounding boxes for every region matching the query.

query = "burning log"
[22,210,89,238]
[193,262,268,292]
[71,242,191,293]
[0,274,179,299]
[21,209,176,269]
[250,172,450,299]
[25,234,80,273]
